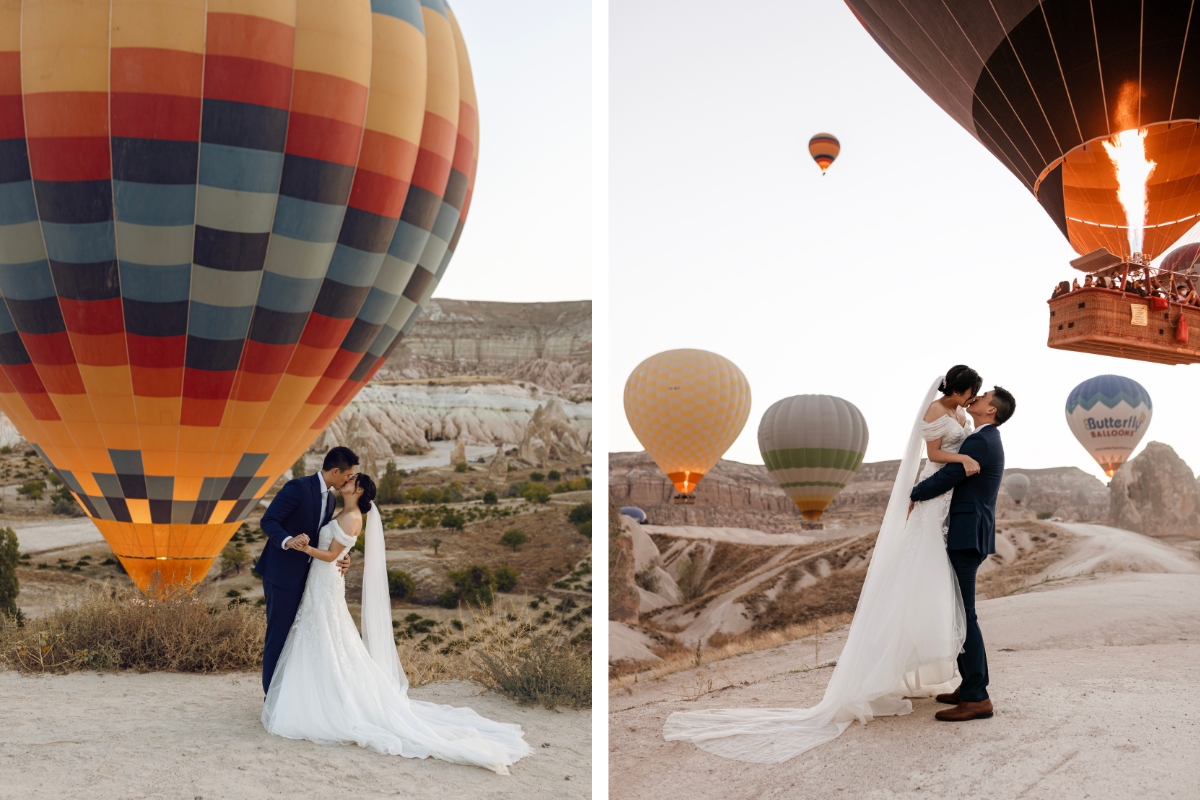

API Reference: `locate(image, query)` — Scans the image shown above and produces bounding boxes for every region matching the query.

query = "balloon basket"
[671,493,696,505]
[798,521,824,531]
[1048,288,1200,365]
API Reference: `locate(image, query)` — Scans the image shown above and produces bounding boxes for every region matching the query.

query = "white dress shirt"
[281,471,332,551]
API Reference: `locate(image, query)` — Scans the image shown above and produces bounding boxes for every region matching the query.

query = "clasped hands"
[286,533,352,575]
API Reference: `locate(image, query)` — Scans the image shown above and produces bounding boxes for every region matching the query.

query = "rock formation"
[449,439,466,466]
[517,398,588,467]
[485,446,508,485]
[1109,441,1200,540]
[609,503,640,623]
[610,451,1111,532]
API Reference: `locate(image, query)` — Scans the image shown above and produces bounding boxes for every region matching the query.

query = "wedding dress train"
[262,505,532,774]
[662,377,968,763]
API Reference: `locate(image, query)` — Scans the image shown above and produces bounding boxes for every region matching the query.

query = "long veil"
[663,376,951,763]
[359,502,409,692]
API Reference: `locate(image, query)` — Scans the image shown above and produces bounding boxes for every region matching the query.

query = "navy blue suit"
[910,424,1005,703]
[256,474,334,694]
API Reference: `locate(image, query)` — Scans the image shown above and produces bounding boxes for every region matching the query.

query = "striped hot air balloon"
[757,395,868,521]
[623,349,751,496]
[808,133,840,174]
[0,0,478,591]
[1065,375,1152,477]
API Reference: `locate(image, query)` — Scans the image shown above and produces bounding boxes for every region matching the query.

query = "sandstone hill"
[1109,441,1200,540]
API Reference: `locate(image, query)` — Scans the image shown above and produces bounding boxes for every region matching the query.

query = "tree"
[494,564,519,592]
[418,487,444,505]
[221,541,250,574]
[377,461,403,505]
[499,529,528,552]
[290,454,307,480]
[403,486,424,504]
[0,525,18,619]
[440,510,465,530]
[386,569,416,599]
[568,502,591,525]
[482,490,498,505]
[17,480,44,502]
[521,483,551,504]
[439,564,495,608]
[548,470,561,481]
[529,471,545,482]
[431,537,442,556]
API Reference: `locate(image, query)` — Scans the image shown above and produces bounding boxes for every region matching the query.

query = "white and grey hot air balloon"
[758,395,869,521]
[1005,473,1030,505]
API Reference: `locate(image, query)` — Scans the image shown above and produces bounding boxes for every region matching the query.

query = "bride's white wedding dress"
[261,505,531,774]
[662,377,968,763]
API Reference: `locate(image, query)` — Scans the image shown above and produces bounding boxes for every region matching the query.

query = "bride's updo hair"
[352,473,376,513]
[939,365,982,398]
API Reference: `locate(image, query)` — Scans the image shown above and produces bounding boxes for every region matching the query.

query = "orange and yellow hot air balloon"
[623,349,751,497]
[0,0,478,591]
[808,133,840,174]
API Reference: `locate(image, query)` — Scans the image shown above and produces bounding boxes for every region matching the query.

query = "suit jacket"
[909,424,1005,555]
[256,474,335,590]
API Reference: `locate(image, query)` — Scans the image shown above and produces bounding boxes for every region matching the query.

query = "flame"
[1102,128,1156,259]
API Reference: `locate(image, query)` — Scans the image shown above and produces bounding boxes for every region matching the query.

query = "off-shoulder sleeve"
[330,519,358,548]
[919,415,956,442]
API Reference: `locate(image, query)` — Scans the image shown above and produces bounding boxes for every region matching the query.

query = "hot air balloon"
[1065,375,1152,477]
[619,506,647,524]
[808,133,840,175]
[757,395,868,521]
[846,1,1200,262]
[1161,243,1200,279]
[623,349,751,500]
[1004,473,1030,506]
[0,0,479,591]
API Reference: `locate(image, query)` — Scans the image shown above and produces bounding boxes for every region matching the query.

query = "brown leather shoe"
[935,687,960,705]
[935,698,993,721]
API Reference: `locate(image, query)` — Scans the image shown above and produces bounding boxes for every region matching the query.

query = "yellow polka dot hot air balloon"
[808,133,840,175]
[623,350,751,501]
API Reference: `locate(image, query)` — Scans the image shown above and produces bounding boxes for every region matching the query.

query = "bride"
[662,367,984,763]
[262,472,532,774]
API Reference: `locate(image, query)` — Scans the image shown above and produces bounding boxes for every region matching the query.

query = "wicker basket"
[1048,287,1200,365]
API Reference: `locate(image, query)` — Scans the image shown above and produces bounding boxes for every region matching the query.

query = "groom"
[909,387,1016,722]
[256,446,359,695]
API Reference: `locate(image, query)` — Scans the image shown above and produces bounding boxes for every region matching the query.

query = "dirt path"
[1,674,589,799]
[609,573,1200,800]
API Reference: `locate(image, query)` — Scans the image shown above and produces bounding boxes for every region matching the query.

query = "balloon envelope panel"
[623,349,751,495]
[846,0,1200,260]
[757,394,868,520]
[0,0,477,591]
[1064,375,1152,477]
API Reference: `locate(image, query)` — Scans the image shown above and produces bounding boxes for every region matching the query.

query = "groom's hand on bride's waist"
[336,551,351,576]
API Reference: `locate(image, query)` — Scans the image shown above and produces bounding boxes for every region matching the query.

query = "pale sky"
[434,1,591,302]
[609,0,1200,483]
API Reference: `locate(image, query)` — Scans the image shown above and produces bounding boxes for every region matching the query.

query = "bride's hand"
[962,456,981,476]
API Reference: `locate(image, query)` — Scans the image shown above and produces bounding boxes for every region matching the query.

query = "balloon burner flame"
[1103,128,1156,258]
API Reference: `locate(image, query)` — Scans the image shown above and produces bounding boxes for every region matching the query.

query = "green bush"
[220,542,250,574]
[499,529,528,552]
[376,461,404,505]
[529,471,545,482]
[552,477,590,493]
[547,470,561,481]
[440,564,495,608]
[404,487,424,504]
[568,502,591,525]
[0,445,10,454]
[444,481,464,503]
[454,462,468,473]
[482,490,498,505]
[418,487,444,505]
[290,454,307,480]
[475,634,591,710]
[576,521,591,539]
[419,513,439,529]
[440,510,465,530]
[494,564,519,592]
[386,569,417,599]
[504,481,524,498]
[0,526,18,619]
[17,480,45,502]
[1036,511,1053,520]
[521,483,551,504]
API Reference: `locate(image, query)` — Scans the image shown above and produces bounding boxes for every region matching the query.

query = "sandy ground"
[6,516,104,553]
[610,572,1200,800]
[641,526,817,547]
[1049,523,1200,577]
[0,674,589,800]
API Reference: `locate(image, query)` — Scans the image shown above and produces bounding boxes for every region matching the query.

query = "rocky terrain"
[1109,441,1200,541]
[609,451,1110,532]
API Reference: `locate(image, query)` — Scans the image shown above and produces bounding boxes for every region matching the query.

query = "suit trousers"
[262,577,304,695]
[948,548,989,702]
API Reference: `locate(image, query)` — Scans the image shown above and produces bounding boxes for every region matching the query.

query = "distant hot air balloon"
[1004,473,1030,505]
[845,1,1200,261]
[620,506,647,524]
[808,133,840,175]
[1065,376,1152,477]
[624,350,751,497]
[0,0,479,591]
[757,395,868,521]
[1161,243,1200,279]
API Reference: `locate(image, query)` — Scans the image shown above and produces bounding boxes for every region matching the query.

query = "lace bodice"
[918,409,972,480]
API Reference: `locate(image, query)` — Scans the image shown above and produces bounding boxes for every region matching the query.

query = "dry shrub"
[0,581,264,673]
[395,599,591,710]
[675,553,710,601]
[753,567,867,630]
